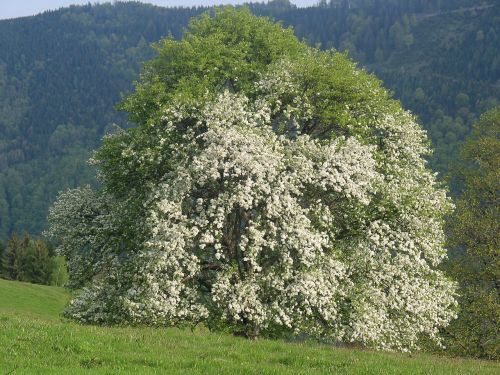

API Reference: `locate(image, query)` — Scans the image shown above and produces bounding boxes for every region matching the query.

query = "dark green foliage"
[0,3,207,240]
[0,0,498,240]
[444,107,499,359]
[20,239,52,285]
[0,233,65,286]
[1,233,27,280]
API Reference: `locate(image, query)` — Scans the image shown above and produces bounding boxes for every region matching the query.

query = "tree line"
[0,233,68,286]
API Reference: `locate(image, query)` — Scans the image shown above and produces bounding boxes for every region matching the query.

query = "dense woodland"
[0,0,498,241]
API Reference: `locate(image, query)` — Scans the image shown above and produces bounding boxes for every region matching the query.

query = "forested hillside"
[0,2,204,239]
[0,0,498,240]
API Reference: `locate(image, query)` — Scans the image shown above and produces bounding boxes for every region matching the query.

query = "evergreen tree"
[1,233,54,285]
[445,107,499,359]
[20,239,52,285]
[1,233,26,280]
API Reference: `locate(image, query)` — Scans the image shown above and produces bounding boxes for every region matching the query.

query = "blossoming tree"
[47,7,457,351]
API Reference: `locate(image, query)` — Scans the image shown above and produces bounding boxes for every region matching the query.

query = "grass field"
[0,278,498,374]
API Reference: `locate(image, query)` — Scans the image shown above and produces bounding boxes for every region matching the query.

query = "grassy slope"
[0,279,498,374]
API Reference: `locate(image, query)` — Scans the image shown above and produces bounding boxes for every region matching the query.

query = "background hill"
[0,0,498,240]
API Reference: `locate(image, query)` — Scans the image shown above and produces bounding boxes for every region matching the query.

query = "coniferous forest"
[0,0,498,239]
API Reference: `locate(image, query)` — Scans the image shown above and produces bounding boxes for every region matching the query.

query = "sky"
[0,1,319,20]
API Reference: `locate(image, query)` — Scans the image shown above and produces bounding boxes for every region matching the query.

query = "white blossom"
[47,56,456,351]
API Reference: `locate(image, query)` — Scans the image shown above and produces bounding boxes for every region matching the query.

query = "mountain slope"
[0,0,498,239]
[0,3,206,238]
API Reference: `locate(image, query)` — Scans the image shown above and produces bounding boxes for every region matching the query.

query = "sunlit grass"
[0,278,497,374]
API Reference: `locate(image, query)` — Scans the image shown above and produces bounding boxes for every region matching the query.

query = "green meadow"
[0,278,498,374]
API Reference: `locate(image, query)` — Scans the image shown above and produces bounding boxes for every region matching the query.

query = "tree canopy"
[48,7,456,351]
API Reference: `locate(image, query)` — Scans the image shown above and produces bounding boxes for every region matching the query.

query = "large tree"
[445,106,499,359]
[47,7,456,351]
